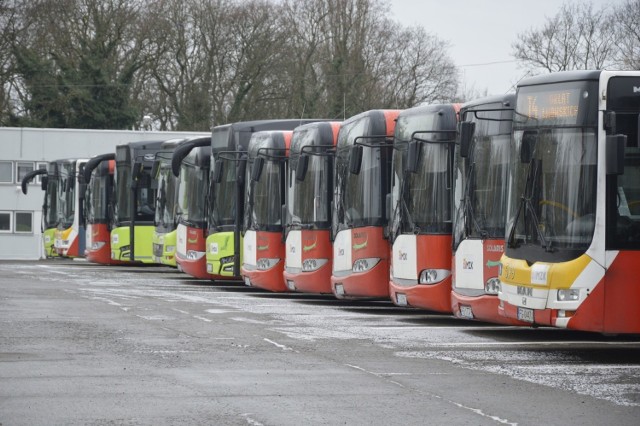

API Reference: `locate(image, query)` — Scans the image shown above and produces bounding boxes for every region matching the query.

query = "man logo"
[634,86,640,93]
[462,259,474,270]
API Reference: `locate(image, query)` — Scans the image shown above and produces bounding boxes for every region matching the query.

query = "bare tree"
[512,1,618,73]
[613,0,640,69]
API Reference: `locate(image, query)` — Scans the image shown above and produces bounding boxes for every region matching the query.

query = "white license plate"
[244,276,251,287]
[286,280,296,291]
[396,293,407,306]
[459,305,474,319]
[517,307,535,323]
[334,283,345,296]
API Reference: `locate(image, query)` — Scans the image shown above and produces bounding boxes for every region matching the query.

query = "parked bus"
[21,163,58,258]
[450,95,526,323]
[499,70,640,333]
[83,153,121,265]
[171,136,211,278]
[241,130,293,291]
[284,121,342,293]
[152,139,188,267]
[331,110,401,299]
[55,158,88,258]
[388,104,458,311]
[111,141,164,263]
[206,120,324,279]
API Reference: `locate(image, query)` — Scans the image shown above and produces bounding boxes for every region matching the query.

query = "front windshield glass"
[44,177,58,229]
[178,162,208,227]
[252,160,283,229]
[334,116,389,229]
[289,155,331,228]
[155,158,177,230]
[453,108,512,248]
[506,128,597,258]
[114,164,131,224]
[87,170,108,223]
[209,157,238,230]
[59,163,76,228]
[393,111,454,235]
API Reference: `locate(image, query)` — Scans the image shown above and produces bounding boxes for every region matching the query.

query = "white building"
[0,127,208,260]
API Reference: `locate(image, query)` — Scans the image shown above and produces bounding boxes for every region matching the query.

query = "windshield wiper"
[507,159,553,252]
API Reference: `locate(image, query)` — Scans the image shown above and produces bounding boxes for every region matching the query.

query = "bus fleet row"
[22,70,640,334]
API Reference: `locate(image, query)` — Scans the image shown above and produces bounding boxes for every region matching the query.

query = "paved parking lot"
[1,260,639,425]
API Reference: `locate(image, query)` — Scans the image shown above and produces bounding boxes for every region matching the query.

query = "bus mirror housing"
[213,159,224,184]
[405,140,421,174]
[606,134,626,175]
[79,183,86,200]
[349,145,363,175]
[520,131,537,163]
[458,121,475,158]
[251,157,264,182]
[41,175,48,191]
[296,155,309,181]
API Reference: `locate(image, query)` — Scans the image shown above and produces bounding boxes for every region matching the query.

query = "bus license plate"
[244,277,251,287]
[459,305,474,319]
[334,284,345,296]
[517,307,534,323]
[396,293,407,306]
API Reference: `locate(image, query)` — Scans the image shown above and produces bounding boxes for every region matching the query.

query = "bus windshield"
[453,107,512,248]
[59,162,76,228]
[86,170,109,223]
[44,176,59,229]
[155,157,177,230]
[250,159,284,230]
[506,127,597,260]
[178,162,209,227]
[209,157,238,231]
[288,154,331,229]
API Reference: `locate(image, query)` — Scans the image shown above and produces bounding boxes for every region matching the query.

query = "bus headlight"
[353,258,380,273]
[257,258,280,270]
[303,258,328,272]
[419,269,450,285]
[485,277,501,295]
[165,245,175,253]
[186,250,205,260]
[557,289,580,301]
[91,241,106,250]
[220,255,235,265]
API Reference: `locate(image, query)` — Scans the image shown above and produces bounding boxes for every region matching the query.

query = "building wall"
[0,127,209,260]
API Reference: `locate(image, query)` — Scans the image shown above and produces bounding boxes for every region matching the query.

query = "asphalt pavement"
[1,259,639,425]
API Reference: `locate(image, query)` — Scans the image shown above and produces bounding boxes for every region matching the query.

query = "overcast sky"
[387,0,624,96]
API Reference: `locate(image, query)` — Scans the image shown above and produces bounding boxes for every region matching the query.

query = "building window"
[16,162,35,184]
[0,161,12,183]
[15,211,33,233]
[36,162,47,184]
[0,211,11,232]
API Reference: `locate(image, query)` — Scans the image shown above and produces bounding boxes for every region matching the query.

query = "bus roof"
[518,70,602,88]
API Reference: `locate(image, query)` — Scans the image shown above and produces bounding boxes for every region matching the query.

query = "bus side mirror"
[296,155,309,181]
[459,121,475,158]
[133,160,144,180]
[41,175,48,191]
[349,145,363,175]
[213,159,224,184]
[606,134,626,175]
[405,140,421,174]
[251,157,264,182]
[520,131,537,163]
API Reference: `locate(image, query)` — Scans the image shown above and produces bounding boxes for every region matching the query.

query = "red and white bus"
[388,104,458,312]
[499,70,640,333]
[450,95,526,324]
[284,121,342,293]
[242,130,293,292]
[331,110,401,299]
